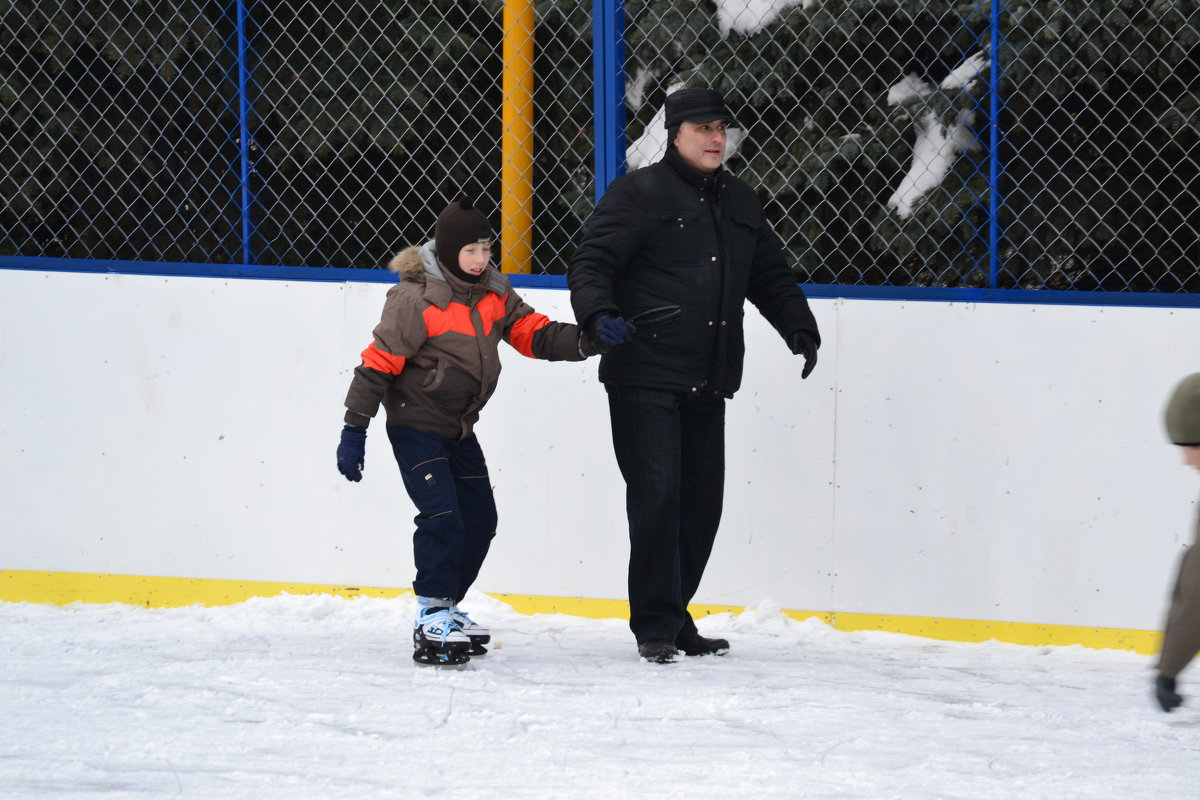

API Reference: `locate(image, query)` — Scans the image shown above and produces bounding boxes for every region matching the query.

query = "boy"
[336,197,601,666]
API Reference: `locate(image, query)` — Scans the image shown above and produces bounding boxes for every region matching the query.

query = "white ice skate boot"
[413,598,471,667]
[449,606,491,656]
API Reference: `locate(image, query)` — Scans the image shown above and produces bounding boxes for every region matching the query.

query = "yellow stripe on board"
[0,569,1161,655]
[789,609,1161,655]
[0,569,410,608]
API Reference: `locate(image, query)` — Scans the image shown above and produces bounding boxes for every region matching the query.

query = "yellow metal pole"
[501,0,535,274]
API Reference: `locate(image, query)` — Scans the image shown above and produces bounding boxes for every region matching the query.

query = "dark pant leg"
[677,391,726,636]
[387,426,471,600]
[448,434,498,603]
[1160,544,1200,678]
[607,385,686,643]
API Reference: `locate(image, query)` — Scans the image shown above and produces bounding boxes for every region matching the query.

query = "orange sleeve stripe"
[361,343,406,375]
[508,312,549,358]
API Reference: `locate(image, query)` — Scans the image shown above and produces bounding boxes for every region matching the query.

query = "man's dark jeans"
[386,426,497,602]
[606,384,726,644]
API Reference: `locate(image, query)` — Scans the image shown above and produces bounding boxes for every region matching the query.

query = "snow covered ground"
[3,592,1198,799]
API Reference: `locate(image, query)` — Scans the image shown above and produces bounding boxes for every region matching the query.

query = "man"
[568,87,821,663]
[1154,372,1200,710]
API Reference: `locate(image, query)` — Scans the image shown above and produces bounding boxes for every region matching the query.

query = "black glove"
[787,331,818,379]
[589,314,636,354]
[337,424,367,482]
[1156,674,1183,712]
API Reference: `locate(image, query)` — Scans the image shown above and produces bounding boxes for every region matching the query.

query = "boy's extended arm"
[503,289,594,361]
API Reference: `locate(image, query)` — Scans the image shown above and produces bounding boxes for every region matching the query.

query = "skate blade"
[413,648,471,668]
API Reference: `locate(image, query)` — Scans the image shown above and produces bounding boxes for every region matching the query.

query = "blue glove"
[787,332,818,379]
[337,424,367,482]
[590,314,636,354]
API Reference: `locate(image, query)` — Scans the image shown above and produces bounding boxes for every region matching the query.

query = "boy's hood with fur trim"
[386,243,436,279]
[385,240,507,297]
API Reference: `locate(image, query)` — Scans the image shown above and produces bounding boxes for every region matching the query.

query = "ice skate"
[412,605,471,667]
[449,606,491,656]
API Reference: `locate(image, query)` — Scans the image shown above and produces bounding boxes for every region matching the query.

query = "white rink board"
[2,269,1198,631]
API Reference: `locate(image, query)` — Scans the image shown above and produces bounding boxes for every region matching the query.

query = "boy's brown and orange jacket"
[343,242,591,440]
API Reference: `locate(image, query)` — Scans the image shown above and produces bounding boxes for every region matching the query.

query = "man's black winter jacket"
[568,148,820,398]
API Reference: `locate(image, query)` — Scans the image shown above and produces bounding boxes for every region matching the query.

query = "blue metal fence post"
[236,0,252,266]
[592,0,626,202]
[988,0,1003,287]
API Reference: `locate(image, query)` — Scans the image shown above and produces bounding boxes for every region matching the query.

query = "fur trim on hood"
[386,244,429,278]
[387,240,508,297]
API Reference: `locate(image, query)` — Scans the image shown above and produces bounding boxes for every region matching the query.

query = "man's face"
[673,119,728,174]
[1183,445,1200,471]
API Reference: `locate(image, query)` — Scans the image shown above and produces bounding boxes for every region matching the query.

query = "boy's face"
[458,241,491,276]
[1183,446,1200,471]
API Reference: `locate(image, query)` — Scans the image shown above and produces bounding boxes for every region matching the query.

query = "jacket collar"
[663,148,726,196]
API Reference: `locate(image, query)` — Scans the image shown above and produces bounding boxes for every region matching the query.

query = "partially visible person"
[1155,372,1200,710]
[336,197,598,667]
[567,87,821,663]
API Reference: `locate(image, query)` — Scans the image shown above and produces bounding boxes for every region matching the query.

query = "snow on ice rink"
[3,591,1199,800]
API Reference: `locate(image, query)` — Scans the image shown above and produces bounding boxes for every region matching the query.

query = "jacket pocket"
[727,206,762,233]
[655,211,706,261]
[418,360,446,391]
[628,304,682,340]
[658,211,699,225]
[725,207,763,260]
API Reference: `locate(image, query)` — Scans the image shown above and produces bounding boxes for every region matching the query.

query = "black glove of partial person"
[787,331,819,379]
[337,424,367,482]
[1156,674,1183,712]
[589,314,636,355]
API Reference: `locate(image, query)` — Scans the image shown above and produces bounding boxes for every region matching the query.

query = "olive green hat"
[1165,373,1200,445]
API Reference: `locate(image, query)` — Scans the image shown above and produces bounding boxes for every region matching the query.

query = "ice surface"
[3,592,1198,799]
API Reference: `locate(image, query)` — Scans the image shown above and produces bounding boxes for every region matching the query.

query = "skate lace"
[418,608,464,644]
[448,606,478,629]
[449,608,492,639]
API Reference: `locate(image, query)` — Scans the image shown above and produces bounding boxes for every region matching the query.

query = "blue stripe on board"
[3,256,1199,308]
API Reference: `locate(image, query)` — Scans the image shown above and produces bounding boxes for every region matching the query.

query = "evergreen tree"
[247,0,505,268]
[620,0,1200,290]
[3,0,1198,289]
[1,1,239,262]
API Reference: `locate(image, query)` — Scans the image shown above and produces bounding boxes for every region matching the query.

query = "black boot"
[676,629,729,657]
[637,640,679,663]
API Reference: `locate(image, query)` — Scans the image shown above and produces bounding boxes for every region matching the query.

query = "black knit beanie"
[435,197,493,284]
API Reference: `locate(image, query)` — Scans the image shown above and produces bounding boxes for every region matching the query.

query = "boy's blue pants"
[386,426,497,602]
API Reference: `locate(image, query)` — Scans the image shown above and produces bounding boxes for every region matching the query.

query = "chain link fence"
[3,1,1199,291]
